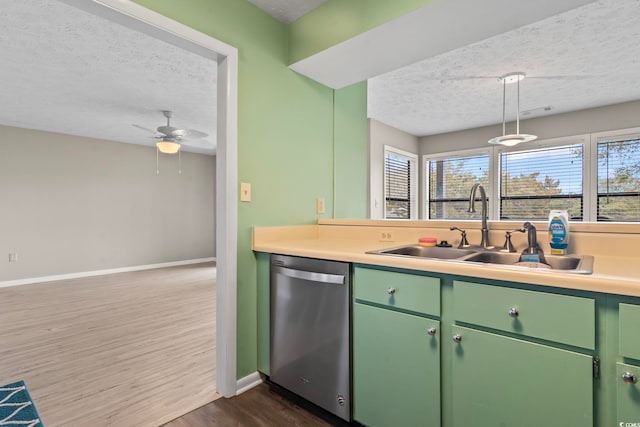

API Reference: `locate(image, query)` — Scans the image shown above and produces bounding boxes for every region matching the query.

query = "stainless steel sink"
[462,251,593,273]
[367,245,476,260]
[368,244,594,274]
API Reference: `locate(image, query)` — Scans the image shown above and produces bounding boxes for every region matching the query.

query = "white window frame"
[422,147,492,220]
[494,134,590,222]
[384,145,418,220]
[589,126,640,222]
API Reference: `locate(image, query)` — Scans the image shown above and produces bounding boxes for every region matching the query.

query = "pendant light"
[488,72,537,146]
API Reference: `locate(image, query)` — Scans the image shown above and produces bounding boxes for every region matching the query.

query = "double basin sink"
[367,245,594,274]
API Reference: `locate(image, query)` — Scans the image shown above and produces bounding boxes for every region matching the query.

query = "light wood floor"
[0,262,217,427]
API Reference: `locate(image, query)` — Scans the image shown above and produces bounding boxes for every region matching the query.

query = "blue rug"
[0,381,44,427]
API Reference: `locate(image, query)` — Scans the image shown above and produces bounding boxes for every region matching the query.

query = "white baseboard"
[0,257,216,288]
[236,372,263,395]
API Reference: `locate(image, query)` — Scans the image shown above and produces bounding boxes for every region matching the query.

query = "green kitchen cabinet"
[451,325,593,427]
[451,279,595,427]
[353,302,441,427]
[616,303,640,424]
[617,362,640,424]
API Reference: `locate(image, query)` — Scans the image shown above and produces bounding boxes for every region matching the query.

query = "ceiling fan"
[133,110,208,154]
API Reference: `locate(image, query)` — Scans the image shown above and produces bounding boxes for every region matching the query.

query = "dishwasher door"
[270,254,351,421]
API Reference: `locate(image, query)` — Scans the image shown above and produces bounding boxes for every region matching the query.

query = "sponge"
[520,253,541,263]
[418,237,437,247]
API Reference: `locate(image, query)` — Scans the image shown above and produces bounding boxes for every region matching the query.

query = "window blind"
[384,151,413,219]
[500,144,583,220]
[427,153,490,219]
[597,136,640,221]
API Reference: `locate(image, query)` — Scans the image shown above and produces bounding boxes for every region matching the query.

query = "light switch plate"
[240,182,251,202]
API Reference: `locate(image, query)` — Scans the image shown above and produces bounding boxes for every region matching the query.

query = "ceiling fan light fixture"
[156,140,181,154]
[488,72,537,147]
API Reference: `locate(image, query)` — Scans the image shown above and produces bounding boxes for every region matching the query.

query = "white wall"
[0,125,215,281]
[420,100,640,155]
[368,118,419,219]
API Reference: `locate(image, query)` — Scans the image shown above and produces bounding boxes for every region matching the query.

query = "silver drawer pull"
[427,327,437,336]
[387,287,397,295]
[452,334,462,343]
[622,372,638,384]
[508,307,519,318]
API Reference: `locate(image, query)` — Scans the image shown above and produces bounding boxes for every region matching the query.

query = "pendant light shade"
[156,140,181,154]
[488,72,537,146]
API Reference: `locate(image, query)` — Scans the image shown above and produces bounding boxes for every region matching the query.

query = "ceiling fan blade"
[132,124,160,135]
[183,129,209,139]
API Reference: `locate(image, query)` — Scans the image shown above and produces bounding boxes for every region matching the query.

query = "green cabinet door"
[353,303,440,427]
[451,325,593,427]
[617,362,640,424]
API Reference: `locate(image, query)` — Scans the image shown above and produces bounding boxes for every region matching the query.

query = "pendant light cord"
[516,77,521,135]
[502,78,506,136]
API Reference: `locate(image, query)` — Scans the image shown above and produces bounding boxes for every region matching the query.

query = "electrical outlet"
[8,253,18,262]
[379,231,395,242]
[316,197,325,214]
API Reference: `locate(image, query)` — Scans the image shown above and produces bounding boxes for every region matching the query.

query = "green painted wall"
[334,81,368,218]
[288,0,432,64]
[131,0,370,379]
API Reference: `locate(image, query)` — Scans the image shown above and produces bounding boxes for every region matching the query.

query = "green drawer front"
[354,267,440,316]
[617,362,640,425]
[454,280,595,350]
[620,304,640,360]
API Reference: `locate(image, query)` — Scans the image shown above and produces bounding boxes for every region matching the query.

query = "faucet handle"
[502,228,525,252]
[450,226,470,248]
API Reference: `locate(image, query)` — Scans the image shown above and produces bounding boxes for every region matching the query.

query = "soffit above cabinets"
[247,0,328,23]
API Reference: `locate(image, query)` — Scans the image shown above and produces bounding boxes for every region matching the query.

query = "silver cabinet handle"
[622,372,638,384]
[427,327,437,336]
[387,287,397,295]
[276,266,345,284]
[452,334,462,343]
[508,307,519,318]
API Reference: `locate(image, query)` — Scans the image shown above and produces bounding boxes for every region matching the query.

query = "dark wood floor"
[162,383,337,427]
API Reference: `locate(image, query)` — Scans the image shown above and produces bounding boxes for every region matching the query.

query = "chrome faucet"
[522,222,538,254]
[523,222,546,263]
[468,183,491,249]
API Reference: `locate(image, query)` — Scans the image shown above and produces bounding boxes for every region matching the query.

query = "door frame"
[61,0,239,397]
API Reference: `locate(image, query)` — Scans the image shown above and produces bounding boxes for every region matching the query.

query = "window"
[500,144,584,220]
[384,146,417,219]
[421,128,640,223]
[597,135,640,222]
[425,151,490,219]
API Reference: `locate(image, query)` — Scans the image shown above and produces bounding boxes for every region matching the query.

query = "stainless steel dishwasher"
[270,254,351,421]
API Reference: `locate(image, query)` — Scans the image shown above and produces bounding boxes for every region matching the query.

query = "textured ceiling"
[0,0,218,155]
[368,0,640,137]
[3,0,637,152]
[247,0,327,23]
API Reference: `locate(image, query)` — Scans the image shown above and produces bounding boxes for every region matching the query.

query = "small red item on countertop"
[418,237,437,247]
